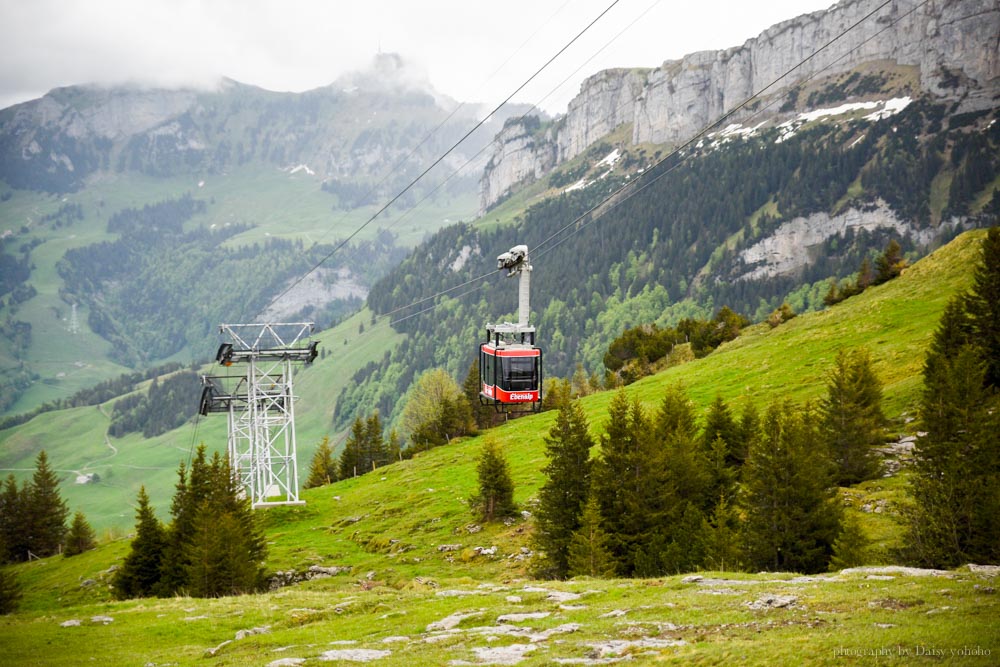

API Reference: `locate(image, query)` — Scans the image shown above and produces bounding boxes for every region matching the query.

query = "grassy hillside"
[0,166,472,415]
[0,230,995,665]
[0,307,404,533]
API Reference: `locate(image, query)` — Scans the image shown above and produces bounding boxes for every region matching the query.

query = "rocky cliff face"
[480,0,1000,212]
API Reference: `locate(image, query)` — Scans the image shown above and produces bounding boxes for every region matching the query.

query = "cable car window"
[501,356,536,390]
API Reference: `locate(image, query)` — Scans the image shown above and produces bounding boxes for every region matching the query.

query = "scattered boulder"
[318,649,391,662]
[497,612,551,624]
[236,625,271,640]
[427,610,484,632]
[746,595,798,610]
[60,620,81,628]
[437,544,462,552]
[205,640,232,657]
[267,659,305,667]
[90,615,114,625]
[470,643,537,665]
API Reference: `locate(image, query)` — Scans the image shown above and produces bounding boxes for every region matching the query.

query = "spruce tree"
[591,390,647,576]
[566,494,616,578]
[820,349,886,486]
[874,239,907,285]
[829,512,869,571]
[339,417,366,478]
[364,412,388,471]
[909,345,999,566]
[470,439,516,522]
[965,226,1000,387]
[185,453,267,597]
[534,399,593,579]
[157,447,209,596]
[462,357,493,430]
[0,567,21,615]
[305,436,337,488]
[113,486,166,598]
[26,451,69,557]
[740,402,841,574]
[63,511,97,557]
[0,475,27,563]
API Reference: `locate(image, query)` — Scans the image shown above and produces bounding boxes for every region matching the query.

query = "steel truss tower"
[199,323,318,508]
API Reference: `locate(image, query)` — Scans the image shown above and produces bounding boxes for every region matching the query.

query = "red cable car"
[479,245,542,412]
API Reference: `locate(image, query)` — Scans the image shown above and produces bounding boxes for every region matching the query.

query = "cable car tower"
[199,323,318,508]
[479,244,542,412]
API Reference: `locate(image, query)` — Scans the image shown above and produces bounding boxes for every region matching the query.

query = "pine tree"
[157,447,209,596]
[566,494,616,578]
[874,239,907,285]
[470,439,516,522]
[0,567,21,615]
[702,395,740,467]
[965,226,1000,387]
[339,417,366,478]
[591,390,648,576]
[26,451,69,557]
[820,349,886,486]
[462,357,493,430]
[364,412,388,471]
[305,436,338,488]
[0,475,27,563]
[829,512,869,571]
[740,402,841,574]
[908,346,999,566]
[185,453,267,597]
[534,399,593,579]
[113,486,166,599]
[63,511,97,557]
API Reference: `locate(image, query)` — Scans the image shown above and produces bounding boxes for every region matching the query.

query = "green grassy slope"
[0,307,404,533]
[0,166,472,415]
[0,230,995,665]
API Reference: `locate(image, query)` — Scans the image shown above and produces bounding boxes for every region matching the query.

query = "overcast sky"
[0,0,836,114]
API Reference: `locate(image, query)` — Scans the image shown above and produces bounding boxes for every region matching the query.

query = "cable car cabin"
[479,340,542,409]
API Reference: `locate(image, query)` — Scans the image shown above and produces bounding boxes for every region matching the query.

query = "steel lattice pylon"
[199,323,318,508]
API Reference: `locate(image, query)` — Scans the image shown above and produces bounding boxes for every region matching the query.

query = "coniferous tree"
[702,395,740,467]
[470,439,516,522]
[820,349,886,486]
[305,436,338,488]
[0,475,27,563]
[113,486,166,598]
[909,346,999,566]
[535,399,593,579]
[386,428,402,462]
[740,402,841,573]
[965,226,1000,387]
[185,452,267,597]
[0,567,21,615]
[829,512,869,571]
[364,412,388,471]
[157,447,210,596]
[591,390,649,576]
[26,451,69,557]
[63,511,97,557]
[462,357,493,430]
[566,493,616,578]
[339,417,366,479]
[874,239,907,285]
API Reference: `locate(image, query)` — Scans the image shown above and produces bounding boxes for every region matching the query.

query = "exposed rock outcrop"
[480,0,1000,212]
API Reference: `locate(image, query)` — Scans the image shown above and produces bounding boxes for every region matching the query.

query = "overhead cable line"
[256,0,623,318]
[295,0,575,255]
[532,0,903,257]
[355,0,915,340]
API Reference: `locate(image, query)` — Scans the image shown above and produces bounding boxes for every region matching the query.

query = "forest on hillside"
[336,101,999,431]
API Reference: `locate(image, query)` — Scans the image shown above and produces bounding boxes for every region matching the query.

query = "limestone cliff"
[480,0,1000,212]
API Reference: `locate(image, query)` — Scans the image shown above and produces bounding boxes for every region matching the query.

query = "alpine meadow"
[1,0,999,664]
